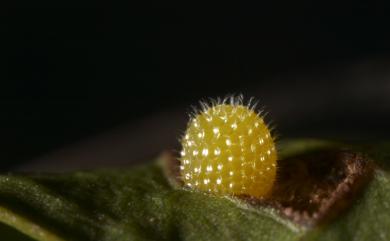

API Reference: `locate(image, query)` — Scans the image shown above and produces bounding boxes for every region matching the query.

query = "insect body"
[180,98,277,197]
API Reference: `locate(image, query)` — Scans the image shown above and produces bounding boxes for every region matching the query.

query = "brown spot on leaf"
[160,151,183,188]
[244,149,375,227]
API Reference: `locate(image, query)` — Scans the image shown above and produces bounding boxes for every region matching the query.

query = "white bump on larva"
[187,141,193,147]
[260,156,265,162]
[251,144,256,152]
[229,171,234,176]
[186,183,192,187]
[203,179,210,184]
[214,147,221,155]
[194,167,199,173]
[265,134,269,139]
[205,116,213,122]
[238,135,244,143]
[228,156,233,162]
[251,162,256,168]
[272,163,276,167]
[206,165,213,172]
[217,164,223,170]
[229,183,234,188]
[193,150,199,156]
[231,122,238,129]
[266,167,271,171]
[197,132,203,138]
[202,148,209,156]
[180,165,185,170]
[213,127,219,134]
[216,178,222,184]
[180,150,185,156]
[195,181,199,186]
[248,128,253,135]
[183,159,190,164]
[185,134,189,140]
[267,150,271,155]
[185,173,191,180]
[259,138,264,145]
[254,122,259,128]
[226,139,232,146]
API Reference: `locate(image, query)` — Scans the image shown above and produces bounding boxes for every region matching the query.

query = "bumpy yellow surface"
[180,104,277,198]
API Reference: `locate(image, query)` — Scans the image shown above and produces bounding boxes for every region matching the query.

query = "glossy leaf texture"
[0,140,389,241]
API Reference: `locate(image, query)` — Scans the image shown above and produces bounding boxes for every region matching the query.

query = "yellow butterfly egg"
[180,98,277,198]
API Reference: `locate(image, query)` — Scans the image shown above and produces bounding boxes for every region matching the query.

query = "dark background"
[4,4,390,171]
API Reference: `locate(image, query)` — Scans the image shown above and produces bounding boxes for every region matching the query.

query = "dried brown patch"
[160,151,183,187]
[243,149,375,227]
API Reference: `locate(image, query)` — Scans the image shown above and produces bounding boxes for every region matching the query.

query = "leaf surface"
[0,140,388,241]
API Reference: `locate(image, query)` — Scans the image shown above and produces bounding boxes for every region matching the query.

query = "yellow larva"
[179,97,277,198]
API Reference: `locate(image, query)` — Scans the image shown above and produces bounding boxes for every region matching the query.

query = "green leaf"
[0,140,389,241]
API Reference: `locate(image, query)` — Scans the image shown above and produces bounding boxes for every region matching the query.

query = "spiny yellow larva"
[179,96,277,198]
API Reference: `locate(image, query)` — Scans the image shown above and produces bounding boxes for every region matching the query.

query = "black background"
[4,4,390,170]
